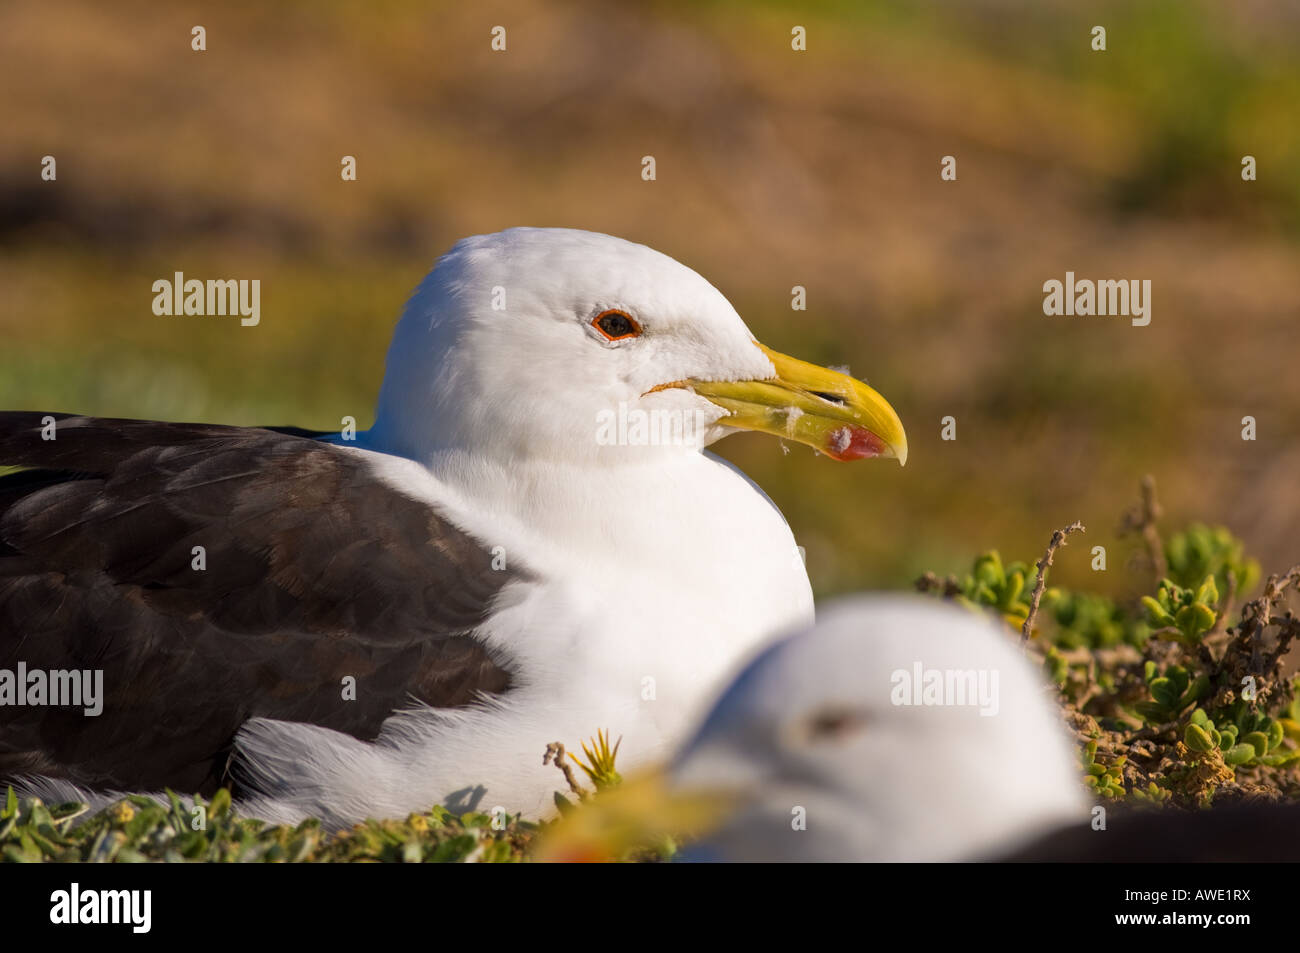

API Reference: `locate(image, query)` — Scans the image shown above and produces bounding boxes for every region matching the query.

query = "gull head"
[659,596,1088,862]
[368,227,906,466]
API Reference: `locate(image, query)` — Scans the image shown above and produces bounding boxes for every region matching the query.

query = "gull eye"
[592,309,641,341]
[802,706,870,743]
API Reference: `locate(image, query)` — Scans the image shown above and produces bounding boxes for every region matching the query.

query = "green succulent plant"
[935,552,1148,651]
[0,786,537,863]
[1081,740,1126,798]
[1130,781,1173,805]
[569,729,624,791]
[1186,706,1300,769]
[1184,708,1255,766]
[1046,589,1147,649]
[1164,524,1261,598]
[1140,576,1219,644]
[1135,661,1208,725]
[950,550,1035,630]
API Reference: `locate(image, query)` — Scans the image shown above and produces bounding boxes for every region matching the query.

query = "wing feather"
[0,413,520,795]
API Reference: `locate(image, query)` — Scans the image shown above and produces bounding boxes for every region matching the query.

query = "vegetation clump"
[918,479,1299,810]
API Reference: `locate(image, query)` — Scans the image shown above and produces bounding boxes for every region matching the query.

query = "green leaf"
[1134,701,1171,723]
[1170,667,1190,695]
[1149,678,1176,707]
[974,552,1004,588]
[1174,603,1215,641]
[1223,744,1257,766]
[428,804,452,825]
[1195,575,1219,607]
[1003,570,1025,608]
[1181,674,1209,707]
[1262,748,1300,767]
[1243,731,1270,759]
[552,792,575,816]
[1185,723,1216,753]
[1141,596,1173,626]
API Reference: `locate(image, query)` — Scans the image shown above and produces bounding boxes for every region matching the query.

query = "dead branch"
[1242,565,1300,632]
[543,742,587,800]
[1022,521,1086,642]
[1120,475,1166,582]
[1213,565,1300,711]
[914,571,960,597]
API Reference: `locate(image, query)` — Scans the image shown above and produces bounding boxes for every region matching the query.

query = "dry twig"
[543,742,587,800]
[913,571,960,597]
[1022,521,1086,642]
[1120,475,1166,582]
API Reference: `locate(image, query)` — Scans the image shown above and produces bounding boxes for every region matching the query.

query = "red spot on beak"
[825,426,887,462]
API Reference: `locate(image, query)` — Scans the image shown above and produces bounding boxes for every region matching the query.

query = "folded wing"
[0,413,519,795]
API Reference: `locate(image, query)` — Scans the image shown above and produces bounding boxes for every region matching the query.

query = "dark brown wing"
[0,413,520,795]
[994,801,1300,862]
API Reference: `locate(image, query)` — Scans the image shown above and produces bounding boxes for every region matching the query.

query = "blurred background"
[1,0,1297,601]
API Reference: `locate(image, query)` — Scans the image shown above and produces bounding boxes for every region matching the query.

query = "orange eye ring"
[592,309,642,341]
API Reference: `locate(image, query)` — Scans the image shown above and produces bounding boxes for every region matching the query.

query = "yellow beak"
[533,769,738,863]
[663,342,908,464]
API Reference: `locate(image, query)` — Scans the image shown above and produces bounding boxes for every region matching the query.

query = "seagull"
[538,596,1088,862]
[0,227,907,827]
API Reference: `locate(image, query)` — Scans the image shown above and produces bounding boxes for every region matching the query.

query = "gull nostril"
[810,391,848,407]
